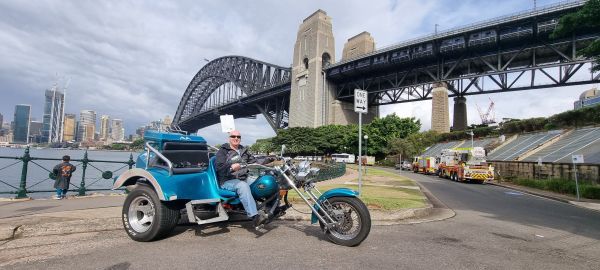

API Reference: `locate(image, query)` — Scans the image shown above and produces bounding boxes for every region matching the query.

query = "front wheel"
[321,196,371,247]
[122,184,180,242]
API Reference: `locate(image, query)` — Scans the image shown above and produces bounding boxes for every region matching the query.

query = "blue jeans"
[56,188,67,198]
[221,178,257,217]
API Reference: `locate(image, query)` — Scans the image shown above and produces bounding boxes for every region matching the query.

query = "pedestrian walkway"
[0,192,455,241]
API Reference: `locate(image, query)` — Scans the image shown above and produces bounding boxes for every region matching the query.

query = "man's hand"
[231,163,241,172]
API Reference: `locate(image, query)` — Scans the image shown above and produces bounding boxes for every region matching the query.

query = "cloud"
[0,0,595,146]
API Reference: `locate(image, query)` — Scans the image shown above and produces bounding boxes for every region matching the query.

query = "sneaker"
[53,196,62,200]
[252,212,267,228]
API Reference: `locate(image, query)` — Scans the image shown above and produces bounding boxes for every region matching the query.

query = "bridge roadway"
[3,169,599,269]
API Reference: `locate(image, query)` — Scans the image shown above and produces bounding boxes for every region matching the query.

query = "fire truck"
[437,147,494,183]
[412,156,437,175]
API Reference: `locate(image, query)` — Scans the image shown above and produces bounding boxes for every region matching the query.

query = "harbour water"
[0,147,140,199]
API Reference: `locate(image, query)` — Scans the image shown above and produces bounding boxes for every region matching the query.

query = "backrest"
[157,142,209,168]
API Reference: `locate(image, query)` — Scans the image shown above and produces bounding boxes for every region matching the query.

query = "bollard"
[16,147,31,199]
[79,150,88,196]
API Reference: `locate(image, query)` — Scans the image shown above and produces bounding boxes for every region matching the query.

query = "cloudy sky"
[1,0,597,145]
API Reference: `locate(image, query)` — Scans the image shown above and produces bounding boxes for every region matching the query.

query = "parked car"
[401,161,412,171]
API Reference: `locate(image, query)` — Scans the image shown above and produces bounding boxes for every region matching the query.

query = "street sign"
[354,89,368,114]
[220,114,235,133]
[572,154,584,164]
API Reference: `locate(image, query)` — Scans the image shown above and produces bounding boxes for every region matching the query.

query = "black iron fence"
[0,147,135,198]
[314,162,346,182]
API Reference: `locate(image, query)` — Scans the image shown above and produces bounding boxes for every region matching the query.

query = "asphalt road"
[2,170,600,270]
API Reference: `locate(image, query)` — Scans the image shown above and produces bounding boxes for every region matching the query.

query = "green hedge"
[510,178,600,199]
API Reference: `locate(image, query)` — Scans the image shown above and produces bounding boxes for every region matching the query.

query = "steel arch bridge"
[173,56,291,132]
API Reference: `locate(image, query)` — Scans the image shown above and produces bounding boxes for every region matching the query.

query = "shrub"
[377,159,396,167]
[581,186,600,200]
[510,178,600,200]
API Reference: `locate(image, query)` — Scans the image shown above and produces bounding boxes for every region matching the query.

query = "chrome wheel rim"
[328,201,361,240]
[128,196,155,233]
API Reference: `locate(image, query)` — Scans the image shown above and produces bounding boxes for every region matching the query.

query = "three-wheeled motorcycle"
[113,130,371,246]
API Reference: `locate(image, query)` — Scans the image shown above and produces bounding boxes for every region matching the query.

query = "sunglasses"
[229,135,241,139]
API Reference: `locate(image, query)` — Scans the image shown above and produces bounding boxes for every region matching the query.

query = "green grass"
[287,165,428,210]
[510,178,600,199]
[287,184,427,210]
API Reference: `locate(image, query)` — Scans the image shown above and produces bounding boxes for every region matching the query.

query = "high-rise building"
[136,126,146,137]
[111,119,124,142]
[29,121,43,143]
[13,104,31,144]
[0,113,3,130]
[62,113,76,142]
[42,87,65,143]
[77,110,96,142]
[100,115,110,141]
[163,115,172,126]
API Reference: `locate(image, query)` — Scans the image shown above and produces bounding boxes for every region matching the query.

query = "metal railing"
[314,162,346,182]
[0,147,136,198]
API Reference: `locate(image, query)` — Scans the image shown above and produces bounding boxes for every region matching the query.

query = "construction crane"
[476,98,496,125]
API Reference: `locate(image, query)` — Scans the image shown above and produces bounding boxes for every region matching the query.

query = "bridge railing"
[0,147,135,199]
[329,0,585,68]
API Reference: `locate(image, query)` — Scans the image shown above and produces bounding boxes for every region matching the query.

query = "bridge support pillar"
[431,82,450,133]
[453,96,468,131]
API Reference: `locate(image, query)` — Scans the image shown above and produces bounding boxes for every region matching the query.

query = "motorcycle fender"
[112,168,166,200]
[311,188,359,224]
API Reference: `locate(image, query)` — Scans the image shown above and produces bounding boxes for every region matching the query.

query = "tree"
[130,138,145,150]
[552,0,600,70]
[250,138,275,154]
[364,114,421,158]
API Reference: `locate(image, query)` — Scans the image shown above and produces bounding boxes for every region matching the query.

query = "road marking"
[505,191,524,196]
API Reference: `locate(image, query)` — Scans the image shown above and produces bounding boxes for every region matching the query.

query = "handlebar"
[246,163,275,171]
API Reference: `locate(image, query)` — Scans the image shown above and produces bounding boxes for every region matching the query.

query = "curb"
[488,182,600,212]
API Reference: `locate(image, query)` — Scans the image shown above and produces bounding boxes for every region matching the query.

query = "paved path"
[2,170,600,269]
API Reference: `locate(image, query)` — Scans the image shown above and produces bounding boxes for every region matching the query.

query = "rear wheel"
[320,197,371,247]
[122,184,180,242]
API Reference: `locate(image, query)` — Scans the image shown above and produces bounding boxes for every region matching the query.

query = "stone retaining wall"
[491,161,600,184]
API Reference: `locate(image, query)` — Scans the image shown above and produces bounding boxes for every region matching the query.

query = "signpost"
[354,89,367,196]
[572,154,584,201]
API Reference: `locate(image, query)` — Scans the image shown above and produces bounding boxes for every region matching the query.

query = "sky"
[0,0,597,146]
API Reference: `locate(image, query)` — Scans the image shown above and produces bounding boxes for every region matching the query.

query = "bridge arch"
[173,56,291,131]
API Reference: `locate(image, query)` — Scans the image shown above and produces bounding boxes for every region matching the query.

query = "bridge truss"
[173,56,291,132]
[332,35,600,105]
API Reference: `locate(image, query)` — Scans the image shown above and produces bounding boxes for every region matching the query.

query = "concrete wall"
[492,161,600,184]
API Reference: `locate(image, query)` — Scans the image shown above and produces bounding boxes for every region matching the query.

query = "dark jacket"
[52,162,76,190]
[215,143,256,186]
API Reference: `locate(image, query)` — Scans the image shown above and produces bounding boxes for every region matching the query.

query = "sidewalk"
[0,193,453,241]
[489,181,600,212]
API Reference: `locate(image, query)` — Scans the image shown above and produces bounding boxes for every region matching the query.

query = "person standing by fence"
[52,155,76,200]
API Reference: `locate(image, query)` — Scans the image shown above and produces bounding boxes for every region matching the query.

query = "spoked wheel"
[122,184,180,242]
[321,196,371,247]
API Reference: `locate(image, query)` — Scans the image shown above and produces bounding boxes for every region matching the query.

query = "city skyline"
[1,0,599,145]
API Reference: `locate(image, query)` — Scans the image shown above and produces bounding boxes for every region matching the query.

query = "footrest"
[185,199,230,225]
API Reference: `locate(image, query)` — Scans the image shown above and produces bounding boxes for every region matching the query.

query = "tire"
[122,184,180,242]
[320,197,371,247]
